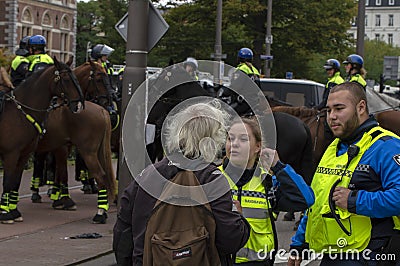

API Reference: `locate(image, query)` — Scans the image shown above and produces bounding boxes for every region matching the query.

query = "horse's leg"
[30,152,46,203]
[80,152,109,223]
[75,151,95,194]
[0,152,29,223]
[51,146,76,211]
[45,152,56,187]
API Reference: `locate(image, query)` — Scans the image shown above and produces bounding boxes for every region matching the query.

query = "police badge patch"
[393,154,400,166]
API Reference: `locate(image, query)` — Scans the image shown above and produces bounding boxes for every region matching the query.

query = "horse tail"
[300,123,315,185]
[99,108,116,199]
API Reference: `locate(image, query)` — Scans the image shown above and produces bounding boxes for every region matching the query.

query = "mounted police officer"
[236,47,260,87]
[315,58,344,110]
[183,57,199,80]
[90,44,118,104]
[75,44,118,193]
[26,35,54,74]
[10,36,30,87]
[343,54,367,90]
[26,35,56,203]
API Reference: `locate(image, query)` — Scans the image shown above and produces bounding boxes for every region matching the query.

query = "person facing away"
[113,101,251,266]
[10,36,30,87]
[236,47,261,87]
[315,58,344,110]
[183,57,199,80]
[288,82,400,266]
[26,35,54,74]
[220,117,314,265]
[343,54,367,90]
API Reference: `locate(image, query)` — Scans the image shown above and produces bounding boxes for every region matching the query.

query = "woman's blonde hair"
[164,101,229,162]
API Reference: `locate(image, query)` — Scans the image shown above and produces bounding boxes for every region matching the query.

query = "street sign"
[260,55,273,60]
[265,35,273,44]
[115,2,169,51]
[286,72,293,79]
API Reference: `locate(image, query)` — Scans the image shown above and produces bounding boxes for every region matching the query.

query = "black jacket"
[113,157,250,266]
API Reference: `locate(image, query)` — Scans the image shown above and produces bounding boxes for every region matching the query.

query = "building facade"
[348,0,400,47]
[0,0,77,63]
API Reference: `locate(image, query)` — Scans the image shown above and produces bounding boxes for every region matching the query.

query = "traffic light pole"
[118,0,149,202]
[264,0,272,77]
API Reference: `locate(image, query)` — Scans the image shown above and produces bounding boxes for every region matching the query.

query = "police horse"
[31,60,116,224]
[0,57,84,224]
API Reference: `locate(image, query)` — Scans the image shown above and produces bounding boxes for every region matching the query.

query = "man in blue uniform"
[289,82,400,265]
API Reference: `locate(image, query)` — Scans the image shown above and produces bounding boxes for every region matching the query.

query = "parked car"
[260,78,325,108]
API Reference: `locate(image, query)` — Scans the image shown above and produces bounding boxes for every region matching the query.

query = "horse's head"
[50,56,85,113]
[74,60,112,108]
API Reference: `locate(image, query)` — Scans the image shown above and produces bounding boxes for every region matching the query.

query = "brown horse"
[35,101,116,224]
[272,106,400,168]
[272,106,331,171]
[374,110,400,136]
[0,57,84,224]
[32,61,116,224]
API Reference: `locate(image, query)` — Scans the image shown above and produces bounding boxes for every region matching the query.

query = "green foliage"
[364,39,400,82]
[76,0,128,65]
[149,0,357,79]
[79,0,393,84]
[0,48,13,68]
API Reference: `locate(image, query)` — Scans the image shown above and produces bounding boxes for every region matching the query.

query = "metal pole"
[356,0,365,57]
[86,41,91,62]
[118,0,149,201]
[264,0,272,77]
[213,0,223,85]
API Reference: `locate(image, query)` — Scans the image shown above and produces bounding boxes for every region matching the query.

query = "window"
[389,14,394,26]
[366,0,369,5]
[42,30,51,51]
[376,0,381,5]
[365,15,368,26]
[388,34,393,45]
[375,34,380,40]
[42,13,52,26]
[22,8,33,23]
[21,26,32,37]
[375,15,381,26]
[61,16,70,29]
[60,32,69,62]
[389,0,394,5]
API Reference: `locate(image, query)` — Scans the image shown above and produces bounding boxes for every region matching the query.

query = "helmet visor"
[100,45,114,56]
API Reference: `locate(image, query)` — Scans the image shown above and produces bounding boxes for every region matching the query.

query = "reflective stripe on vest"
[349,74,367,88]
[27,54,54,71]
[306,127,399,252]
[219,166,274,263]
[237,63,260,76]
[326,72,344,89]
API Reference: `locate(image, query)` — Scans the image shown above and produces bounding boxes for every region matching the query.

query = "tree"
[149,0,357,79]
[76,0,128,66]
[363,39,400,82]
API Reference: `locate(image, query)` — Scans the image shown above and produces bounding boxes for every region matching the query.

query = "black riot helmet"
[15,36,31,56]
